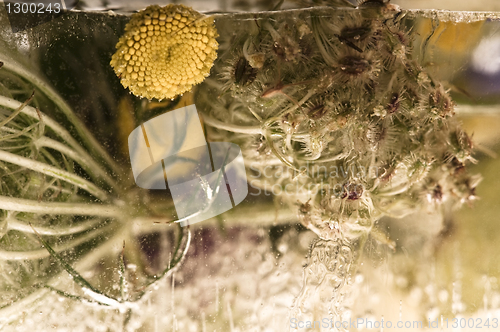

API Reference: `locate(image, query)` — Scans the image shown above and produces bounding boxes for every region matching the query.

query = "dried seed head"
[386,92,400,114]
[338,55,371,75]
[448,128,475,164]
[233,57,258,87]
[340,23,373,43]
[428,183,444,203]
[308,103,327,120]
[194,3,481,242]
[341,182,364,200]
[305,96,331,121]
[427,85,454,117]
[219,52,260,95]
[267,22,303,63]
[334,50,380,87]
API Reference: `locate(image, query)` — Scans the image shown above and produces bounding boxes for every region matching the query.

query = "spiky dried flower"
[196,6,480,242]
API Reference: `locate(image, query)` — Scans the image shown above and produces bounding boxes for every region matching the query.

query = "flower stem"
[0,96,129,193]
[201,113,263,134]
[9,216,104,236]
[0,221,116,260]
[0,150,109,201]
[0,195,123,217]
[35,136,122,193]
[0,56,123,176]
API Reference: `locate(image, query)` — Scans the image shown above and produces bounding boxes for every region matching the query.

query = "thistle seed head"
[196,6,481,241]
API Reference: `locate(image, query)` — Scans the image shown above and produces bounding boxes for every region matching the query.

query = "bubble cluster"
[110,4,218,100]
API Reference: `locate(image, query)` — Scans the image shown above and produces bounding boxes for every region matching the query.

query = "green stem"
[276,89,315,119]
[201,113,263,134]
[31,224,133,309]
[0,95,130,193]
[0,96,121,182]
[0,56,123,176]
[0,195,123,217]
[0,150,109,201]
[0,90,34,127]
[311,15,337,67]
[0,223,129,321]
[35,136,122,193]
[0,123,39,141]
[0,221,115,260]
[265,129,300,172]
[9,217,104,236]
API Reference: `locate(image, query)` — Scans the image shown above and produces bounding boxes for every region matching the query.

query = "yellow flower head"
[110,4,218,100]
